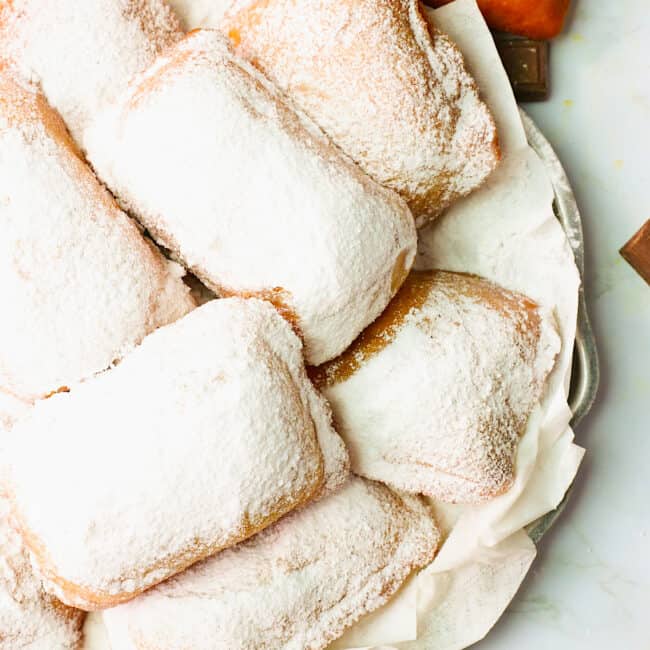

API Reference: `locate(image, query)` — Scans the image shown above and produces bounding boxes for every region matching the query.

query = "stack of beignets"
[312,271,560,503]
[0,0,564,646]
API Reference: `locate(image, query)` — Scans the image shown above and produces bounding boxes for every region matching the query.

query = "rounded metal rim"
[519,109,600,543]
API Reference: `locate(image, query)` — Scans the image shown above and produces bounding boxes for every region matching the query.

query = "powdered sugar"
[0,0,183,147]
[317,271,560,503]
[85,29,417,365]
[4,299,347,609]
[0,466,84,650]
[222,0,499,225]
[103,476,440,650]
[0,74,194,401]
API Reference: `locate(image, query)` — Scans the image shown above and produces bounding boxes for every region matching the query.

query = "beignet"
[103,477,440,650]
[222,0,499,225]
[312,271,560,503]
[0,74,194,401]
[85,29,417,365]
[3,299,348,609]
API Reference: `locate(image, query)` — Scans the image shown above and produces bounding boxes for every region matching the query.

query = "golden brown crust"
[311,270,540,388]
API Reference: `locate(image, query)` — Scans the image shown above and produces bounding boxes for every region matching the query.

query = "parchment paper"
[83,2,584,648]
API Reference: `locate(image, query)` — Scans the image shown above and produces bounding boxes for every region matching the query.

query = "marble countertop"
[477,1,650,647]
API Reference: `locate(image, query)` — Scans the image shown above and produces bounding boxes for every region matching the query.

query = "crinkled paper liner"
[83,2,584,648]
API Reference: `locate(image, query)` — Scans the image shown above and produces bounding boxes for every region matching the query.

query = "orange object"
[424,0,571,39]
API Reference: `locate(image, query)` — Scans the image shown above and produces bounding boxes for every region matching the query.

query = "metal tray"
[520,109,600,543]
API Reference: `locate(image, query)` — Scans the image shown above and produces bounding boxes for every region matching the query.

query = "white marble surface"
[477,2,650,647]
